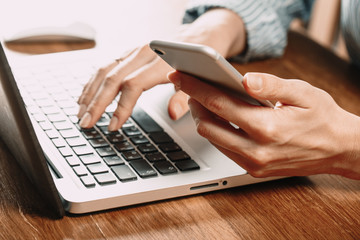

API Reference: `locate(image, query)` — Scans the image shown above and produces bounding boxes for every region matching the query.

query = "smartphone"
[149,40,273,107]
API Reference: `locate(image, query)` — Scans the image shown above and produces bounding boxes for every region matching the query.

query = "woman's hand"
[77,8,246,131]
[77,46,186,130]
[168,71,360,180]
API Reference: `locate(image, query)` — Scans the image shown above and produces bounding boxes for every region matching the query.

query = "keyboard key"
[167,151,190,162]
[111,165,137,182]
[130,135,149,145]
[73,165,88,176]
[114,141,134,152]
[145,152,166,162]
[27,105,41,114]
[131,107,163,133]
[80,175,96,188]
[129,160,157,178]
[96,146,117,157]
[122,119,134,128]
[51,93,70,102]
[39,121,53,131]
[26,85,43,93]
[81,129,102,139]
[68,88,82,98]
[52,138,67,148]
[32,113,47,122]
[78,126,96,131]
[149,132,173,144]
[137,143,157,153]
[98,126,119,136]
[87,163,109,174]
[89,138,109,148]
[58,146,73,157]
[72,145,94,156]
[153,161,177,175]
[94,172,117,185]
[107,133,126,143]
[36,98,54,107]
[122,150,142,161]
[53,121,73,130]
[45,129,60,139]
[31,92,49,100]
[65,156,81,166]
[66,136,87,147]
[47,113,68,122]
[41,106,61,115]
[68,115,79,124]
[159,143,181,152]
[96,114,110,127]
[79,154,102,165]
[175,160,200,171]
[103,155,125,166]
[122,126,141,136]
[60,129,80,138]
[63,107,78,116]
[56,100,75,109]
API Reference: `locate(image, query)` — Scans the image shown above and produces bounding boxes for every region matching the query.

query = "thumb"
[243,72,313,107]
[168,90,189,120]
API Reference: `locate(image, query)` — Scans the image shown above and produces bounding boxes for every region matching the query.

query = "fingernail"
[79,112,92,128]
[245,73,263,91]
[108,116,118,131]
[77,104,87,118]
[193,117,200,128]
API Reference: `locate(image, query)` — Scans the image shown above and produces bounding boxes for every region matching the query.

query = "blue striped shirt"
[342,0,360,68]
[184,0,360,68]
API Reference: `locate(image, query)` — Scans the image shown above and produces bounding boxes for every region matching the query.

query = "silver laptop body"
[0,42,278,217]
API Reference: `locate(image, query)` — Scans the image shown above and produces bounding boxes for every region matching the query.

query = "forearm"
[184,0,313,61]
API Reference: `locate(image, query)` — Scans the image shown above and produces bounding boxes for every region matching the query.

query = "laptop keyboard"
[14,60,200,188]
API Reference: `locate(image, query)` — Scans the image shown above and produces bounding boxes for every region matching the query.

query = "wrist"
[333,110,360,179]
[176,8,246,57]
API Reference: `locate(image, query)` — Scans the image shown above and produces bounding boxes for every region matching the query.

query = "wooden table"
[0,31,359,240]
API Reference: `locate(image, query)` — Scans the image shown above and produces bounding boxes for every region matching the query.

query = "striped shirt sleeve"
[341,0,360,69]
[183,0,312,62]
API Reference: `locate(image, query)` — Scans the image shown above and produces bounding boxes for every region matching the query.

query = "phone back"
[150,40,243,88]
[150,40,267,106]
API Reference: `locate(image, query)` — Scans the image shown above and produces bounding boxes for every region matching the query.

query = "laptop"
[0,41,279,218]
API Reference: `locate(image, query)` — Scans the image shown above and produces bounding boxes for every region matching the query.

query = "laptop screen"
[0,42,64,218]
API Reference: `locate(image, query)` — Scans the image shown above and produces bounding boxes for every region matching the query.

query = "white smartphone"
[149,40,273,107]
